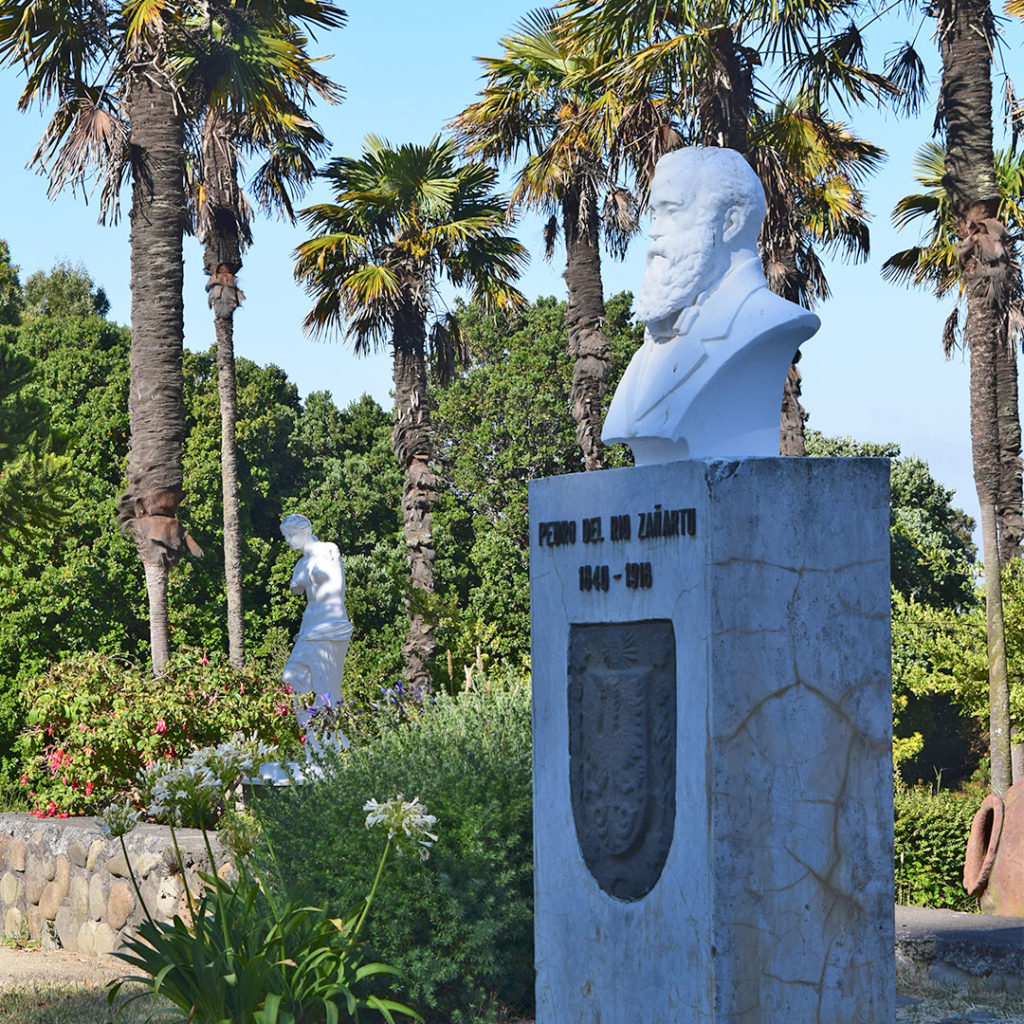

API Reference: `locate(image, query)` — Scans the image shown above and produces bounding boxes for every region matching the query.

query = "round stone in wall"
[3,906,24,939]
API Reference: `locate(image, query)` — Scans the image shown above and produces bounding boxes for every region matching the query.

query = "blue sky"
[0,0,1020,540]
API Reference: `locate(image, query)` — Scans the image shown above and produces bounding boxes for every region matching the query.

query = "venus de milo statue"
[279,514,353,708]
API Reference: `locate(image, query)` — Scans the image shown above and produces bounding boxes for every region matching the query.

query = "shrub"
[895,783,980,910]
[15,649,303,816]
[103,782,426,1023]
[253,677,534,1024]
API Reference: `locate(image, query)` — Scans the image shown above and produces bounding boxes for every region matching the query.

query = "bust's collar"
[648,255,766,341]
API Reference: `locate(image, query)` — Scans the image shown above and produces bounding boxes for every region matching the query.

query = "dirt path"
[0,945,125,990]
[1,944,1022,1024]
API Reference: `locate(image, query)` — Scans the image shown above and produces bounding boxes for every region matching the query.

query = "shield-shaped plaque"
[568,620,676,901]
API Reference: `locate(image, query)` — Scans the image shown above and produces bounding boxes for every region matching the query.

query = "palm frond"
[942,305,961,357]
[883,41,928,117]
[296,136,525,351]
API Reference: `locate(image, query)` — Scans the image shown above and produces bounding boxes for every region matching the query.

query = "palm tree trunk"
[699,25,752,153]
[144,562,170,673]
[214,308,245,668]
[938,0,1013,792]
[562,184,610,471]
[202,112,247,668]
[996,338,1023,563]
[779,358,806,456]
[392,308,438,690]
[762,230,809,455]
[122,61,188,674]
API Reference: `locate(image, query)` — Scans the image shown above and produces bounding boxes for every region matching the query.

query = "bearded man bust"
[602,147,820,465]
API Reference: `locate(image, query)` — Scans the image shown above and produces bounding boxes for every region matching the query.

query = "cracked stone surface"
[529,458,893,1023]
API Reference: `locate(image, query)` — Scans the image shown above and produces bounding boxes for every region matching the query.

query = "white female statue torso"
[280,515,353,704]
[290,540,354,642]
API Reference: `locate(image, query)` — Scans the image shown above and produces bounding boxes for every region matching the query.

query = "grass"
[0,982,162,1024]
[897,960,1024,1022]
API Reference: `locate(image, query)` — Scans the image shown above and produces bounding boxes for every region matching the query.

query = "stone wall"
[0,812,230,954]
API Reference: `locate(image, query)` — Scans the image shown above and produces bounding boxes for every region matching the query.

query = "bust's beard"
[634,237,716,321]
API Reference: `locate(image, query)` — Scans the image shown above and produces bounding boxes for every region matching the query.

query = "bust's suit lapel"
[625,259,767,429]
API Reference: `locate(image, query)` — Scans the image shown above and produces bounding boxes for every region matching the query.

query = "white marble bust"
[602,147,820,464]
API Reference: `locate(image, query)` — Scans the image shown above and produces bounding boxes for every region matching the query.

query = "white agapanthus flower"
[137,734,281,827]
[96,799,142,838]
[363,794,438,859]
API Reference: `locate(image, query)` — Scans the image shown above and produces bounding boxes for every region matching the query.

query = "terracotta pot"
[963,782,1024,916]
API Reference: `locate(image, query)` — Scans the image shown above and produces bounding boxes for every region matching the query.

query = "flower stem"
[119,833,155,927]
[353,836,392,940]
[169,823,197,920]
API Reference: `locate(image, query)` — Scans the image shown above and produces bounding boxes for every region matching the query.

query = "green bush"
[14,649,303,816]
[253,677,534,1024]
[895,784,980,910]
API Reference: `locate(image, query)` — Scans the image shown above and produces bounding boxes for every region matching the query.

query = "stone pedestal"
[529,458,894,1024]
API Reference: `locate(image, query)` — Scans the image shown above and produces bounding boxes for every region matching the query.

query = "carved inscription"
[535,504,695,593]
[568,621,676,901]
[535,506,696,548]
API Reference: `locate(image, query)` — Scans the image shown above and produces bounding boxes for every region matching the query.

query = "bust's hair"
[657,147,766,241]
[280,513,314,539]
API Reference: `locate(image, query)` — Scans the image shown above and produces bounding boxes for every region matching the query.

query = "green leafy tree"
[0,310,138,770]
[0,280,405,778]
[432,292,641,677]
[294,135,527,690]
[805,431,976,610]
[22,261,110,320]
[0,240,23,325]
[0,340,71,554]
[891,565,1024,786]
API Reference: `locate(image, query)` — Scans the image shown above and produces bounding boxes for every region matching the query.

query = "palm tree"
[454,9,661,472]
[748,99,883,453]
[0,0,204,670]
[178,0,344,668]
[294,136,526,689]
[0,0,347,671]
[884,141,1024,567]
[929,0,1015,792]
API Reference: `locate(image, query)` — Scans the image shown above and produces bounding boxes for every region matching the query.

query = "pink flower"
[200,654,209,666]
[155,718,167,735]
[85,781,93,797]
[19,774,27,786]
[78,723,87,733]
